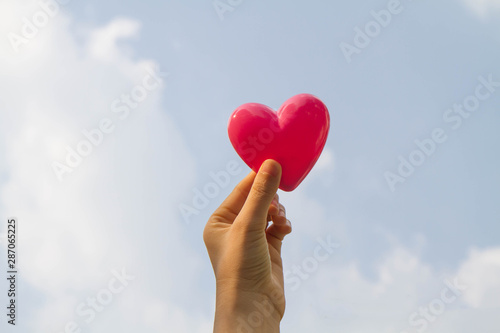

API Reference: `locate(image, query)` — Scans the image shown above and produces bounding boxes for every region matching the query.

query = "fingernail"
[260,160,280,177]
[279,209,286,217]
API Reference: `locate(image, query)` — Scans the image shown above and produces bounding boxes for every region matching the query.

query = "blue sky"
[0,0,499,332]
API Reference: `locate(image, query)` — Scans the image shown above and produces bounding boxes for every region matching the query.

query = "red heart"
[228,94,330,191]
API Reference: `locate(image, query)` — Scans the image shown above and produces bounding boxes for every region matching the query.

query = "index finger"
[208,170,256,224]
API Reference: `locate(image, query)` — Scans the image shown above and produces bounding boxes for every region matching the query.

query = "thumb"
[237,159,282,231]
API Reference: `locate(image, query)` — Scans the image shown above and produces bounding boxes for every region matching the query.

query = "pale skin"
[203,159,292,332]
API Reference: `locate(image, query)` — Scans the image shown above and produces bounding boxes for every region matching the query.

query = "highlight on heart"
[228,93,331,191]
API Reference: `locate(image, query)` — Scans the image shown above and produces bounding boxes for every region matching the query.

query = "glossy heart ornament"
[228,94,330,191]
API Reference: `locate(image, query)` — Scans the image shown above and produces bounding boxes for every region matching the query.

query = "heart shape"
[228,94,330,191]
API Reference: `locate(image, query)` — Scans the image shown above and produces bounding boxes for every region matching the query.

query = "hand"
[203,159,292,332]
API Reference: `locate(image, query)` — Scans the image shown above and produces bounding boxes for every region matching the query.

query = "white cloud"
[457,247,500,308]
[463,0,500,18]
[0,2,210,332]
[87,17,141,61]
[0,2,498,333]
[315,147,335,171]
[283,241,500,332]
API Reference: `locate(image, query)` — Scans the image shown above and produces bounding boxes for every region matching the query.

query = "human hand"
[203,159,292,332]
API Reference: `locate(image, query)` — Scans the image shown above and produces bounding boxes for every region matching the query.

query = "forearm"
[214,286,282,332]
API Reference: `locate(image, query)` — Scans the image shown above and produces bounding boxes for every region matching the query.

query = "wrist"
[214,284,282,332]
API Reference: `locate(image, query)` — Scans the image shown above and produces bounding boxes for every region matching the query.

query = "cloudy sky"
[0,0,499,332]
